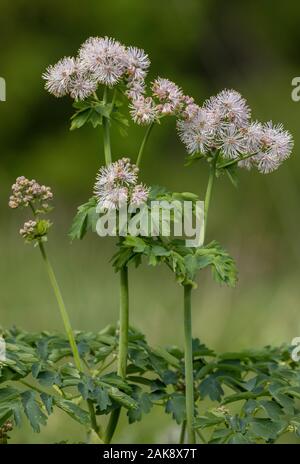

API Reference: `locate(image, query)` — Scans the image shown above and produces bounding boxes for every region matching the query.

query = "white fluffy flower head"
[130,96,157,125]
[152,78,182,102]
[177,87,293,174]
[177,107,214,155]
[205,89,251,128]
[218,125,247,159]
[152,78,183,116]
[126,47,150,77]
[95,158,138,190]
[79,36,127,87]
[130,184,150,207]
[42,57,76,97]
[94,158,149,211]
[69,72,97,101]
[252,121,294,173]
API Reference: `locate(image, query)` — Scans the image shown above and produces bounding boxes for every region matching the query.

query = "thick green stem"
[104,408,121,444]
[184,285,196,444]
[102,87,112,165]
[87,399,100,434]
[38,242,82,372]
[104,266,129,444]
[101,88,130,443]
[204,154,219,242]
[136,122,154,167]
[179,420,186,444]
[118,266,129,378]
[110,89,117,111]
[204,166,215,242]
[182,154,219,444]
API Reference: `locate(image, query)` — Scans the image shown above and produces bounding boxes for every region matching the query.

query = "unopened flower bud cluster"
[19,220,37,242]
[9,177,53,243]
[9,176,53,211]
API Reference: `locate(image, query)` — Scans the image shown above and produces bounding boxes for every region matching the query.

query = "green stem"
[179,421,186,444]
[217,152,257,169]
[38,247,100,438]
[38,241,82,372]
[195,428,207,443]
[151,347,180,369]
[20,379,98,436]
[104,407,121,444]
[19,379,52,396]
[204,154,218,242]
[183,284,196,444]
[101,87,129,443]
[136,122,154,167]
[110,89,117,112]
[118,266,129,378]
[29,205,99,438]
[104,266,129,444]
[95,355,117,376]
[102,87,112,166]
[87,398,100,434]
[222,389,269,405]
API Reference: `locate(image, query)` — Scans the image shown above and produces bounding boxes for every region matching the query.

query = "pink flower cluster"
[19,220,37,241]
[43,36,293,174]
[177,90,294,173]
[43,37,150,102]
[9,176,53,210]
[94,158,149,210]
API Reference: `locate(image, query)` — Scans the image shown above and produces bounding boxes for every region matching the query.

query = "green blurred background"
[1,0,300,443]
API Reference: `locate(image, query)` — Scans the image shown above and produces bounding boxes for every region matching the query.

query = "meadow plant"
[2,37,299,445]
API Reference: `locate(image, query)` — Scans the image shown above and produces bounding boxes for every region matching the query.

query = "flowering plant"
[1,36,298,445]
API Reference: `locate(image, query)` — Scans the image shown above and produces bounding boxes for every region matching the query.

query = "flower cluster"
[152,78,183,115]
[19,219,51,243]
[177,89,293,174]
[19,220,38,242]
[43,37,151,102]
[42,36,190,125]
[129,96,158,126]
[9,177,53,244]
[125,46,150,99]
[94,158,149,210]
[43,37,293,173]
[129,78,196,125]
[8,176,53,211]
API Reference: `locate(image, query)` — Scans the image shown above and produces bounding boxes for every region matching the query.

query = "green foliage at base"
[1,327,299,444]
